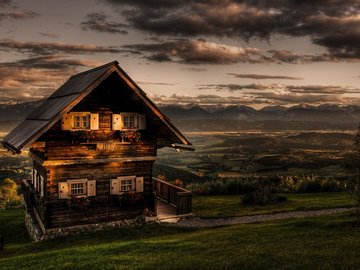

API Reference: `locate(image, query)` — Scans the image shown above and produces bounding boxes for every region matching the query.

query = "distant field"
[193,192,353,218]
[1,209,360,269]
[156,131,356,180]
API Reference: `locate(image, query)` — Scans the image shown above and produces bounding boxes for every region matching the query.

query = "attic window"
[62,112,99,131]
[74,115,89,129]
[124,115,136,129]
[112,113,146,130]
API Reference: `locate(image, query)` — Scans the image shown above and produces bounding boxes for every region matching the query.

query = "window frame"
[122,113,138,130]
[118,176,136,194]
[68,179,88,197]
[73,115,89,129]
[72,113,90,130]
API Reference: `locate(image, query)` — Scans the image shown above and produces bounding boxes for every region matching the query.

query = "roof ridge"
[71,60,119,78]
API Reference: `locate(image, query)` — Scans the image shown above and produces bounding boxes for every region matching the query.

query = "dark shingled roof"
[2,61,191,153]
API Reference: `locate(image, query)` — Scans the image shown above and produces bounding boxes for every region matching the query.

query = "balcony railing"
[153,177,192,215]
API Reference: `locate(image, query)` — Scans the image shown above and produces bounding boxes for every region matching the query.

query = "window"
[58,179,96,199]
[70,182,86,196]
[123,115,136,129]
[112,113,146,130]
[73,115,89,129]
[62,112,99,131]
[110,176,144,195]
[120,179,134,192]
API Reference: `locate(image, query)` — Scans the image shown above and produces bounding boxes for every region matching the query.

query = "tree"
[0,178,23,209]
[344,123,360,220]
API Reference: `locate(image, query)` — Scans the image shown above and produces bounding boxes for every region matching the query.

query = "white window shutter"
[90,113,99,130]
[110,178,120,195]
[87,180,96,196]
[112,114,123,130]
[135,177,144,192]
[61,113,72,130]
[58,182,69,199]
[40,176,45,197]
[138,114,146,130]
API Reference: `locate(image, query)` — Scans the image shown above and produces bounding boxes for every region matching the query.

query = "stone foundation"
[25,209,153,241]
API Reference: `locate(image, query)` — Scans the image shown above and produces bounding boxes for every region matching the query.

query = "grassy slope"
[193,192,353,218]
[1,209,360,269]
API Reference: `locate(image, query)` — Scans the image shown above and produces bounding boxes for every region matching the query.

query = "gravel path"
[175,208,354,228]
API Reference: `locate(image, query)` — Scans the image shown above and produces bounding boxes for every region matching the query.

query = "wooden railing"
[153,177,192,215]
[23,179,33,209]
[22,179,46,226]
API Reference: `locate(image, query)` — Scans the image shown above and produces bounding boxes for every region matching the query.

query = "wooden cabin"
[2,61,193,239]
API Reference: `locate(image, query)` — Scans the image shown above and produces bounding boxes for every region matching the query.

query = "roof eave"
[1,141,21,154]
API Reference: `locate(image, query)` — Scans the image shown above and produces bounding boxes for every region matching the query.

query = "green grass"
[193,192,354,218]
[1,209,360,269]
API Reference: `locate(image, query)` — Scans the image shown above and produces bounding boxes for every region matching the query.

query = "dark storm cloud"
[123,39,265,64]
[0,56,98,103]
[0,0,12,7]
[105,0,360,60]
[227,73,303,80]
[123,39,342,64]
[81,12,128,34]
[0,39,123,55]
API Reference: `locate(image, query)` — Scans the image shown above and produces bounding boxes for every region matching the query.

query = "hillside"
[1,209,360,270]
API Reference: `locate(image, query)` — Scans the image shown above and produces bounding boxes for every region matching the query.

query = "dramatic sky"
[0,0,360,108]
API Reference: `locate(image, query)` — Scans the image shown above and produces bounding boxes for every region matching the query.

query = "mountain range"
[1,101,360,124]
[159,104,360,124]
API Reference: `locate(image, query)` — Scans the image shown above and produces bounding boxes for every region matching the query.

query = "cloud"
[123,39,266,64]
[182,67,207,72]
[137,81,176,86]
[0,10,38,20]
[0,56,99,103]
[227,73,303,80]
[0,0,12,7]
[81,12,128,34]
[38,32,60,39]
[105,0,360,60]
[150,93,253,105]
[0,39,123,55]
[201,83,359,95]
[267,50,336,63]
[123,38,344,64]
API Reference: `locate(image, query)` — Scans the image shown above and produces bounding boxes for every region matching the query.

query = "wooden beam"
[42,156,157,166]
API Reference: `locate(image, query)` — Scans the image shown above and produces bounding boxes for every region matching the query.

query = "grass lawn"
[193,192,354,218]
[1,209,360,269]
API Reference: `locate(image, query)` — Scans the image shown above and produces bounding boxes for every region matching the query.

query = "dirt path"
[175,208,354,228]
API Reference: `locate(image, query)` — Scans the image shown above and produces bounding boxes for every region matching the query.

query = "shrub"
[0,178,23,209]
[280,175,344,193]
[242,178,287,205]
[186,178,259,195]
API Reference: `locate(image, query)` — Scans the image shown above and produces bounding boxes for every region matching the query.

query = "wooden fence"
[153,177,192,215]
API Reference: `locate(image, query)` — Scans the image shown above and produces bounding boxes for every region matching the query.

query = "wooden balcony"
[153,177,192,216]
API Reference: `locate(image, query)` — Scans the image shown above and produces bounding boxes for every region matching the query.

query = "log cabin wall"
[44,161,154,228]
